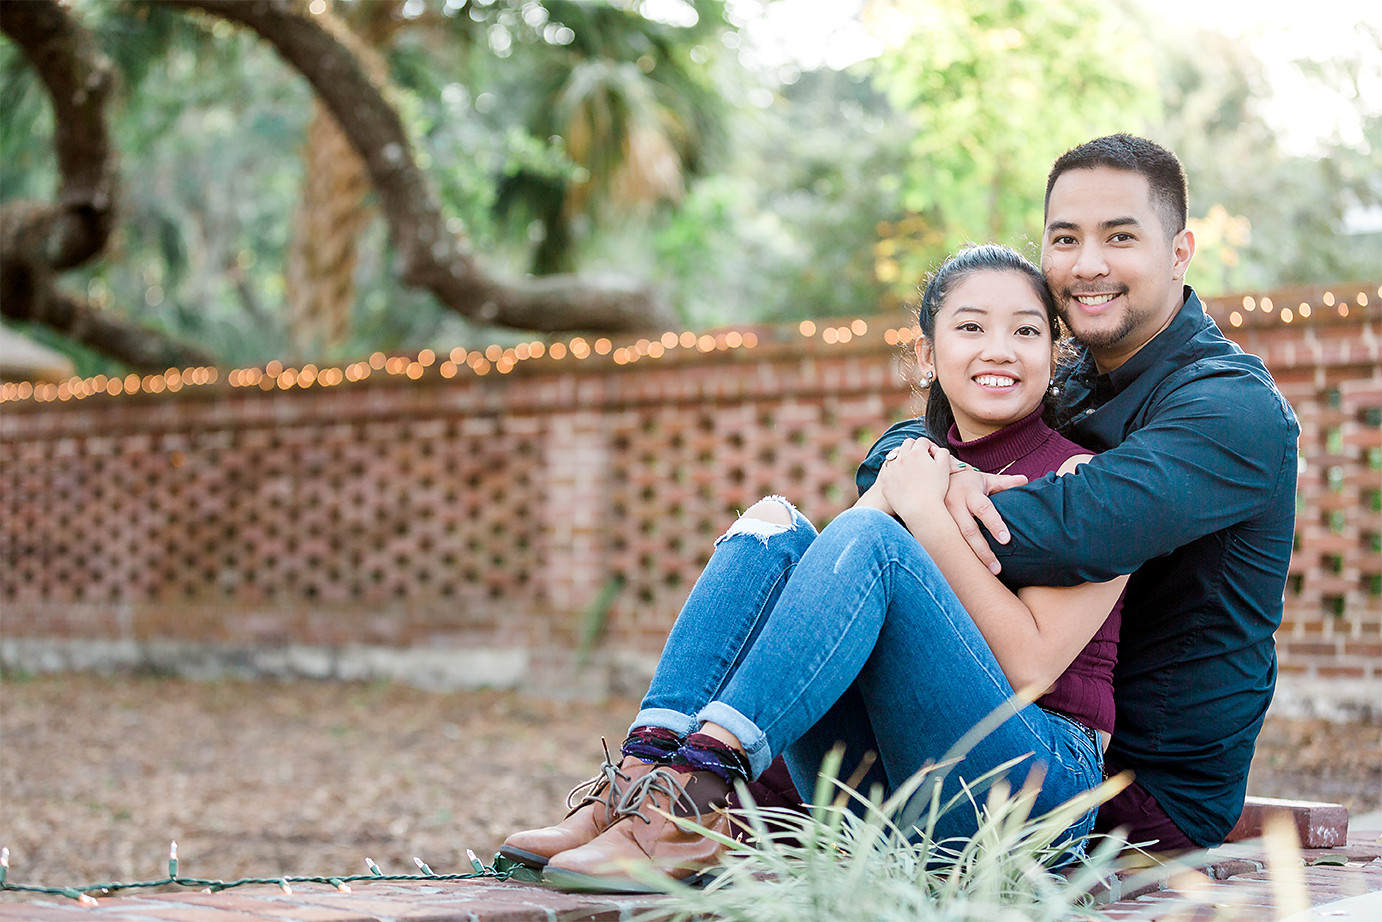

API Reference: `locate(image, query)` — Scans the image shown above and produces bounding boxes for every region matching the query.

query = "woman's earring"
[920,371,934,388]
[1047,378,1060,398]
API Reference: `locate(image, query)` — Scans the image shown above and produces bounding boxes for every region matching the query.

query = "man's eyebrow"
[1045,216,1143,234]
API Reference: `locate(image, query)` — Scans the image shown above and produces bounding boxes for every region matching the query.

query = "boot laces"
[612,766,700,827]
[564,737,628,814]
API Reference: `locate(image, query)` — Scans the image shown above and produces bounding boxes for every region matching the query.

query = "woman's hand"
[854,481,893,513]
[876,438,954,526]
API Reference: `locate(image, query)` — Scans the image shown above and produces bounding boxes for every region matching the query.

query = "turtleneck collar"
[947,406,1054,474]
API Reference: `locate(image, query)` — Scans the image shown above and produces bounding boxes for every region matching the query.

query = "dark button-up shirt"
[857,288,1299,846]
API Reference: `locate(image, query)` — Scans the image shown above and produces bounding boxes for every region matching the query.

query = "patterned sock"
[677,731,753,785]
[620,725,682,764]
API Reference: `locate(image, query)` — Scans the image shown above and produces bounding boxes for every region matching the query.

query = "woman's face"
[917,270,1056,442]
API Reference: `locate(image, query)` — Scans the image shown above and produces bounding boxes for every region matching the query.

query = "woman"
[501,244,1126,891]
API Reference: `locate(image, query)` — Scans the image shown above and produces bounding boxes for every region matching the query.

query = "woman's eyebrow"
[949,305,1046,318]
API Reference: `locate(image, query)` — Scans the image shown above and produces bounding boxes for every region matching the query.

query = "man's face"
[1041,166,1194,372]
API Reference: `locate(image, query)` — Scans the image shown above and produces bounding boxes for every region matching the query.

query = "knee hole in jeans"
[715,495,798,546]
[742,496,794,527]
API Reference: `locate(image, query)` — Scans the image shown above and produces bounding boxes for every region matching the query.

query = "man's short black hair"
[1044,134,1188,239]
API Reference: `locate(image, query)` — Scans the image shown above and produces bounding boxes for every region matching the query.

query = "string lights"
[1225,286,1374,329]
[0,327,762,404]
[1,284,1375,406]
[0,842,514,904]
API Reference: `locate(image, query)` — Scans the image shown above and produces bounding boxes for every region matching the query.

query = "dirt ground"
[1,674,1378,900]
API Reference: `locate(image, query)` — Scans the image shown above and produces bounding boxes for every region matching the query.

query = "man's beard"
[1057,291,1139,351]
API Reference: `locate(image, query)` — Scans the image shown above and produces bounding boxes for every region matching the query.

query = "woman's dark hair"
[916,243,1063,441]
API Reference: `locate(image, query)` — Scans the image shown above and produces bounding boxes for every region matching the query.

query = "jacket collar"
[1073,286,1203,394]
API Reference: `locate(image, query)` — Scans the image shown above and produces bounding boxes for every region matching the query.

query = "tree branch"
[0,0,212,372]
[0,0,116,268]
[2,272,212,372]
[173,0,677,333]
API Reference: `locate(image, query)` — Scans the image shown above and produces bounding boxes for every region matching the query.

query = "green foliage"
[4,0,1376,372]
[1141,15,1382,295]
[642,67,909,326]
[869,0,1159,294]
[487,0,732,274]
[0,42,57,201]
[634,739,1126,922]
[0,0,743,370]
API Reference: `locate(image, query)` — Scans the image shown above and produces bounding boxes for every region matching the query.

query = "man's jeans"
[633,501,1103,846]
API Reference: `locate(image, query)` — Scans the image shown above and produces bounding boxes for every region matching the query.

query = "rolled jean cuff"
[696,701,772,779]
[629,708,699,739]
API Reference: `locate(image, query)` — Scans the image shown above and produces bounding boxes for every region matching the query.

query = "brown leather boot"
[499,754,656,870]
[542,767,735,893]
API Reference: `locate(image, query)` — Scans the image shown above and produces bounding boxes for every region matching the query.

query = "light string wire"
[0,844,515,904]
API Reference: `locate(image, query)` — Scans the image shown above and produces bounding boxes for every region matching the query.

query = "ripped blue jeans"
[632,500,1103,848]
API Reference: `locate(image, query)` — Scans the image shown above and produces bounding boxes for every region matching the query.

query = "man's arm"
[878,440,1128,693]
[989,365,1298,586]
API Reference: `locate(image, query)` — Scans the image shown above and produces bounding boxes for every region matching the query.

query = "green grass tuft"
[630,701,1131,922]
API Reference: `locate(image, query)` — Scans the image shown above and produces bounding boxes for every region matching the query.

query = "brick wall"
[2,283,1379,713]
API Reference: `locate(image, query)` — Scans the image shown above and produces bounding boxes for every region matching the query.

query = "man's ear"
[1171,227,1195,281]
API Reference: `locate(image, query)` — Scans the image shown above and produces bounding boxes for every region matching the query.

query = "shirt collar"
[1073,286,1203,394]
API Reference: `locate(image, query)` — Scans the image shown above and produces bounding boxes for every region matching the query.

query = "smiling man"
[1042,158,1194,371]
[859,135,1299,850]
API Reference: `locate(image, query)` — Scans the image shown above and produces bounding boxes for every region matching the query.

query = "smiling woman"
[915,271,1058,442]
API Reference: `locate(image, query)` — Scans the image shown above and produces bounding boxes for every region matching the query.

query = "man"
[859,134,1299,849]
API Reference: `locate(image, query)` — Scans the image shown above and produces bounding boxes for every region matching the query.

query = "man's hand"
[944,468,1027,574]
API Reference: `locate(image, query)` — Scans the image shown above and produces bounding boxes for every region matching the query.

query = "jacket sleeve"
[856,419,933,495]
[990,363,1299,586]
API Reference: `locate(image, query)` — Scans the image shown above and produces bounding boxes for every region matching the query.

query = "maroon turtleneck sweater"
[947,407,1122,735]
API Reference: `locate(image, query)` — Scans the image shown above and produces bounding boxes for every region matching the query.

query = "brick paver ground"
[1094,822,1382,921]
[4,820,1378,922]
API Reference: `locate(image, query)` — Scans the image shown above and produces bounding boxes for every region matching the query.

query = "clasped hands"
[858,438,1027,575]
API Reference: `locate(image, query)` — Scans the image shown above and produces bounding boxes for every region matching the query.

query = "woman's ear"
[915,336,935,382]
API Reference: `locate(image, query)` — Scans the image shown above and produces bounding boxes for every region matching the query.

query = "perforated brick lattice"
[2,289,1379,685]
[603,391,914,646]
[1275,375,1382,680]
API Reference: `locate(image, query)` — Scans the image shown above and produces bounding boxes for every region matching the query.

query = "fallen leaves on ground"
[1,674,1377,901]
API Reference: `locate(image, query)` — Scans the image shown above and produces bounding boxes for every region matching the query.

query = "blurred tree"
[169,0,689,332]
[280,0,728,356]
[1136,14,1381,294]
[284,0,401,357]
[2,0,724,372]
[4,0,1373,376]
[866,0,1158,295]
[492,0,728,277]
[0,0,211,370]
[644,66,910,326]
